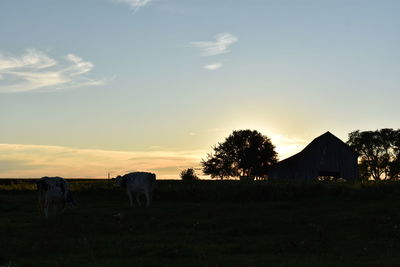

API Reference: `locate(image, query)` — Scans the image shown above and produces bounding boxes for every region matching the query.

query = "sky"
[0,0,399,178]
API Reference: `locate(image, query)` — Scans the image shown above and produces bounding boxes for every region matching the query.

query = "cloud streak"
[204,63,223,71]
[191,33,238,57]
[114,0,151,12]
[0,49,103,93]
[0,143,206,179]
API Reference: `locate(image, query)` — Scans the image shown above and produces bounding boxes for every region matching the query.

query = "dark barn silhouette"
[268,132,359,181]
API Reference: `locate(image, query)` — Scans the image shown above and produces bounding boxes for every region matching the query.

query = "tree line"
[181,128,400,181]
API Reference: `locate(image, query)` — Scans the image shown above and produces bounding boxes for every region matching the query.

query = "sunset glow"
[1,0,399,179]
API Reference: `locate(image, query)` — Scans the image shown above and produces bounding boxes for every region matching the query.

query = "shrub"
[180,168,199,181]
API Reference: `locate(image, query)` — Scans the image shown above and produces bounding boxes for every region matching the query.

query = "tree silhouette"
[201,150,235,180]
[347,128,400,180]
[180,168,199,181]
[202,129,278,180]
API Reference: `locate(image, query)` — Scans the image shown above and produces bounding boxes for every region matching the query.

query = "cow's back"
[37,177,69,200]
[124,172,156,193]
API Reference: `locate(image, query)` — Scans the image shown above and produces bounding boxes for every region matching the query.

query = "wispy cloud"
[0,49,103,93]
[204,63,223,71]
[114,0,152,12]
[0,144,206,179]
[191,33,238,57]
[64,54,94,76]
[0,49,56,70]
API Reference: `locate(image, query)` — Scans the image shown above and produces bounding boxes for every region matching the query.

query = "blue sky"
[0,0,399,178]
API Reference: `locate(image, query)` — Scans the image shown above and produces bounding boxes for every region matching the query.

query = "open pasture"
[2,180,400,266]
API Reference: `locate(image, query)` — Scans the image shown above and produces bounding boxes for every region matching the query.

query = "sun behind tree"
[202,129,278,180]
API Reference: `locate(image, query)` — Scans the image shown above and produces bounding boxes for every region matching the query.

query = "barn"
[268,131,359,181]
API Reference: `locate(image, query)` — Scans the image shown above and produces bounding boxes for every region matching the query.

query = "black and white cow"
[36,176,76,218]
[114,172,156,207]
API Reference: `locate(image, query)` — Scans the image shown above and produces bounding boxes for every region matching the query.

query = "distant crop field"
[2,180,400,266]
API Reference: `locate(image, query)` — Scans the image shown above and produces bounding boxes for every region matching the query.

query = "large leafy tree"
[347,128,400,180]
[201,130,278,180]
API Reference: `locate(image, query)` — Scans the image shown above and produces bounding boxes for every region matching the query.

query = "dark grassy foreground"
[2,180,400,266]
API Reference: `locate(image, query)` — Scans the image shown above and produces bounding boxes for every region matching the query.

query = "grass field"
[2,180,400,266]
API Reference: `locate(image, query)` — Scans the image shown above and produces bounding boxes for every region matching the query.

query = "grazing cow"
[115,172,156,207]
[36,176,76,218]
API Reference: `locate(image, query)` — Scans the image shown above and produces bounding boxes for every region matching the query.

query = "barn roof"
[269,131,359,180]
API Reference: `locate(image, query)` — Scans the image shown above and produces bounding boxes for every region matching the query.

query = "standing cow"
[114,172,156,207]
[36,176,76,218]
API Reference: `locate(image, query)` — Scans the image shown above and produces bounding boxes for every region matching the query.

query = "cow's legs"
[127,191,133,207]
[144,192,150,207]
[136,194,141,206]
[38,195,44,217]
[44,199,50,218]
[61,200,67,212]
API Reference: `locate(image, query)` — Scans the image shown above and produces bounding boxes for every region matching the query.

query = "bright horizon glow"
[0,131,308,179]
[0,143,207,179]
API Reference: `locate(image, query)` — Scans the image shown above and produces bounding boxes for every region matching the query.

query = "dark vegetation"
[2,180,400,266]
[180,168,199,181]
[347,129,400,180]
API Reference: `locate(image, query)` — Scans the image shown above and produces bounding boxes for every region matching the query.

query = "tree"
[201,129,278,180]
[180,168,199,181]
[201,151,235,180]
[347,129,400,180]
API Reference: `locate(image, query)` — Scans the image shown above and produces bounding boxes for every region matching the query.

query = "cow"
[36,176,76,218]
[114,172,156,207]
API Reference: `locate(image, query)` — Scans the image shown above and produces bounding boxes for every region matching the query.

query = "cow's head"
[36,179,49,192]
[114,175,128,189]
[114,175,123,187]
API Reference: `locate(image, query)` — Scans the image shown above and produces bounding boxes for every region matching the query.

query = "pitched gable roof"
[269,132,359,180]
